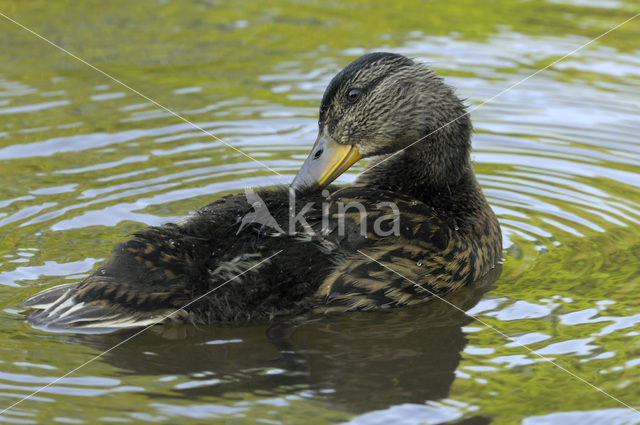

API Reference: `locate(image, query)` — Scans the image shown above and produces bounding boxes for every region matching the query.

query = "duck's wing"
[313,186,466,312]
[314,243,451,312]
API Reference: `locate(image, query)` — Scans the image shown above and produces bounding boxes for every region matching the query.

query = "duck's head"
[291,52,472,193]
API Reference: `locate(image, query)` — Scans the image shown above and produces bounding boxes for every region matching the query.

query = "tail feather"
[20,284,184,333]
[20,283,76,309]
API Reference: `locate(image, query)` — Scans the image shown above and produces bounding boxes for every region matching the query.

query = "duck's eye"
[346,88,362,103]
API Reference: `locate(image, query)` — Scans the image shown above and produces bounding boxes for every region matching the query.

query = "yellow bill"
[290,131,362,192]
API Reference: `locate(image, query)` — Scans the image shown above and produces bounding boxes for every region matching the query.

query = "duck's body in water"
[22,52,502,331]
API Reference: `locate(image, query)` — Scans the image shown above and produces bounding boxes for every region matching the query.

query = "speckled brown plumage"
[312,185,501,312]
[21,52,502,331]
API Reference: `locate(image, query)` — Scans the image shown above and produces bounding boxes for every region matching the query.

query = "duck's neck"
[355,146,488,219]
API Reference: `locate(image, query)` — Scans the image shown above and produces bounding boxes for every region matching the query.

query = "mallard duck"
[21,52,502,332]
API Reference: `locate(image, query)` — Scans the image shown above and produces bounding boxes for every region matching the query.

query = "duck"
[21,52,502,332]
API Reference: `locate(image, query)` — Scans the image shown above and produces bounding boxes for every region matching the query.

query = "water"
[1,0,639,423]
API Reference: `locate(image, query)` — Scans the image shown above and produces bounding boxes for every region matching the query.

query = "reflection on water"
[0,0,639,423]
[72,267,500,423]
